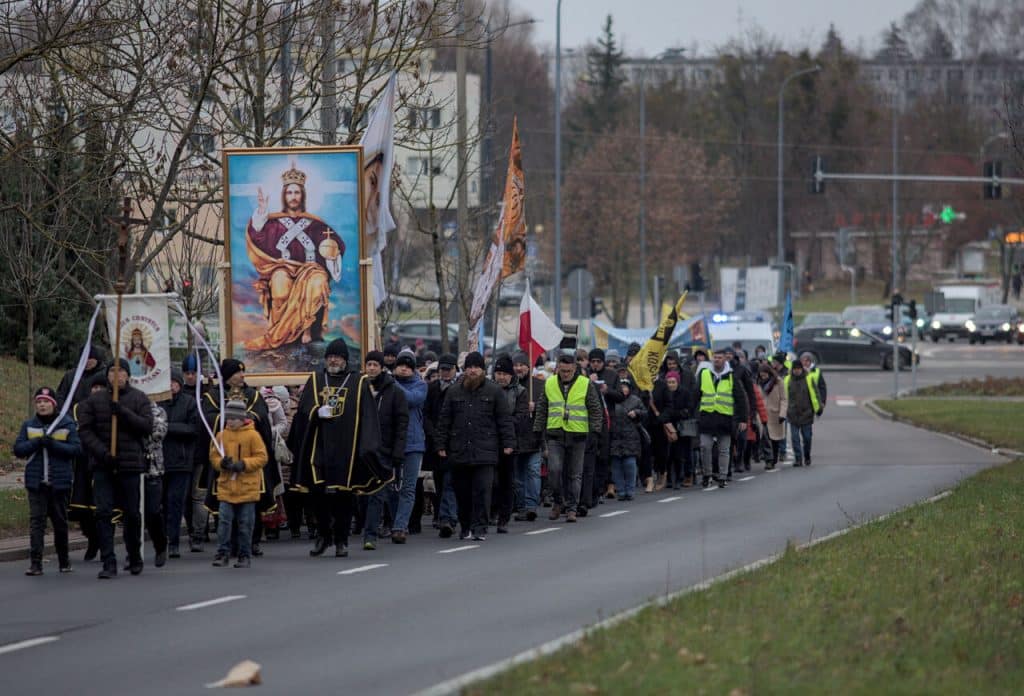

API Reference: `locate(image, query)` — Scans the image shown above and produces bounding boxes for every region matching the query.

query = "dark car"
[966,304,1023,345]
[794,325,918,371]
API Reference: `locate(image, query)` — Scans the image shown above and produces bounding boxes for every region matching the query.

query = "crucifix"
[106,197,148,455]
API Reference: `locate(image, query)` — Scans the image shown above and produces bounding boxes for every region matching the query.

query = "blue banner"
[778,291,794,353]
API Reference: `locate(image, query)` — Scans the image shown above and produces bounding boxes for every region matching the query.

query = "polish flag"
[518,280,563,360]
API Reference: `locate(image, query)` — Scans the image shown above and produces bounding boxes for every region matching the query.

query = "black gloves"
[779,417,786,425]
[40,434,52,447]
[816,409,824,417]
[109,400,121,416]
[221,456,245,473]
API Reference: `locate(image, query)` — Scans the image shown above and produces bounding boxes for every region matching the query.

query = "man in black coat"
[583,348,624,509]
[361,350,408,549]
[436,352,515,541]
[423,353,459,536]
[512,351,544,521]
[160,368,198,558]
[493,355,529,532]
[77,359,154,579]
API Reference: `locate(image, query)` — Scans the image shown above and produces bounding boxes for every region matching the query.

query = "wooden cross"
[105,197,148,455]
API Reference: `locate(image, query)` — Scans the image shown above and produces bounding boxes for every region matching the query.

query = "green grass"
[914,377,1024,398]
[0,356,65,470]
[474,398,1024,695]
[793,279,932,318]
[0,488,29,539]
[876,399,1024,451]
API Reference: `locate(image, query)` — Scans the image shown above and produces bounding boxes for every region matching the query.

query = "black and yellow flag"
[628,291,687,392]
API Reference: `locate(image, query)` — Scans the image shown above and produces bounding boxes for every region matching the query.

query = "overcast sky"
[507,0,921,57]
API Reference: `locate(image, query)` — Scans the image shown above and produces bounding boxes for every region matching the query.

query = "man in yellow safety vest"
[533,350,604,523]
[696,348,749,488]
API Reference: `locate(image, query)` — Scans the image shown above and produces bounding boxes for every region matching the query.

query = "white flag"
[360,72,398,308]
[102,294,172,400]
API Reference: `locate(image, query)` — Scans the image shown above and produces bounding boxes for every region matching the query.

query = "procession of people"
[14,339,827,577]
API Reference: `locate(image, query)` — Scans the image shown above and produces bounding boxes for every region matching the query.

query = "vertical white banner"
[102,294,172,400]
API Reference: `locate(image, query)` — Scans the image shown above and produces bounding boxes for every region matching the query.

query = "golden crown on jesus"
[281,161,307,187]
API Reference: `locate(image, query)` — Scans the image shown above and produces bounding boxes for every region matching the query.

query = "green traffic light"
[940,205,956,224]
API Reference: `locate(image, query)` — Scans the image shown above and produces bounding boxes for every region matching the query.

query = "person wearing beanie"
[209,400,268,568]
[382,344,400,371]
[533,349,604,523]
[650,351,698,491]
[76,357,154,578]
[15,387,82,575]
[199,358,279,558]
[609,377,647,501]
[435,350,515,541]
[511,353,545,521]
[585,346,624,507]
[288,336,386,558]
[604,349,621,369]
[160,365,199,559]
[491,355,529,532]
[384,349,427,543]
[423,352,461,537]
[57,344,107,408]
[361,349,408,549]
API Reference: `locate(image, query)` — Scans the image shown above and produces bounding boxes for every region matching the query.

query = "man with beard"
[289,339,386,557]
[58,345,107,561]
[583,348,623,508]
[201,359,279,557]
[435,352,515,541]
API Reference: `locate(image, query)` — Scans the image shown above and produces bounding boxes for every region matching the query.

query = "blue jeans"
[163,471,192,548]
[611,456,637,498]
[438,474,458,527]
[790,423,813,462]
[388,452,423,533]
[514,451,542,512]
[216,501,254,558]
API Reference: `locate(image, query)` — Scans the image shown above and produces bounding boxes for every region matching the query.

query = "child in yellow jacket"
[209,400,268,568]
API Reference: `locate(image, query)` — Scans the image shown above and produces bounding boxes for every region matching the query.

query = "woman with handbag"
[609,379,648,500]
[757,364,788,470]
[653,370,697,490]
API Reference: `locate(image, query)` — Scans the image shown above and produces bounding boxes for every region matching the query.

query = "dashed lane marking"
[738,475,755,481]
[835,397,857,407]
[657,496,682,503]
[337,563,389,576]
[175,595,246,612]
[0,636,59,656]
[599,510,630,518]
[525,527,561,535]
[437,545,480,554]
[703,485,719,491]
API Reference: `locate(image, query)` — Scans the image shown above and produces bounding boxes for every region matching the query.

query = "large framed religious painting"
[223,146,367,382]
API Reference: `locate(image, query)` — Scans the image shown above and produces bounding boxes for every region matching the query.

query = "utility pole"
[319,4,336,145]
[892,96,900,398]
[777,65,821,270]
[456,2,469,349]
[639,66,647,327]
[554,0,564,325]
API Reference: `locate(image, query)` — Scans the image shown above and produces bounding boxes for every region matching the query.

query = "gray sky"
[507,0,921,57]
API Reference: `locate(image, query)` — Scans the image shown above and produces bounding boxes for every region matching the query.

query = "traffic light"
[590,296,601,318]
[886,293,903,323]
[689,262,705,293]
[182,276,193,300]
[984,160,1002,200]
[810,156,826,194]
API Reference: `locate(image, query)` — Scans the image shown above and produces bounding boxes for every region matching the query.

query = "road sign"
[567,267,594,319]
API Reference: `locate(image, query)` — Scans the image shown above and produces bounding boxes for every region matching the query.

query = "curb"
[0,536,90,563]
[862,398,1024,459]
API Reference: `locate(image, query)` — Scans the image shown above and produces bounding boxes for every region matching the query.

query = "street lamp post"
[776,65,821,271]
[554,0,563,324]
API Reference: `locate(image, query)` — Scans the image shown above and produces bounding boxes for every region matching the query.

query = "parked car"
[794,325,918,371]
[965,304,1024,345]
[798,312,842,329]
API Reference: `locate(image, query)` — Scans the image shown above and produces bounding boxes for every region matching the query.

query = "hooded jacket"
[786,370,817,427]
[610,393,647,458]
[371,371,409,466]
[210,422,269,504]
[14,413,81,491]
[77,383,154,473]
[394,371,427,455]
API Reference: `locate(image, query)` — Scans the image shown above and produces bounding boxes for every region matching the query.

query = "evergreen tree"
[877,22,912,61]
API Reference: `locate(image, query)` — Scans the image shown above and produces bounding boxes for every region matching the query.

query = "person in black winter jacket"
[695,349,749,488]
[512,352,544,520]
[77,359,154,579]
[423,353,460,536]
[362,351,408,548]
[584,348,624,508]
[160,369,198,557]
[652,369,698,489]
[14,387,82,575]
[493,355,529,532]
[436,352,515,540]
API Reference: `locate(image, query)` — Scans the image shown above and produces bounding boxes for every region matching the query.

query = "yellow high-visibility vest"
[699,369,734,416]
[545,375,590,433]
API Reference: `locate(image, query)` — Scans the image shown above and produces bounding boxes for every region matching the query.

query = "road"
[0,344,1016,695]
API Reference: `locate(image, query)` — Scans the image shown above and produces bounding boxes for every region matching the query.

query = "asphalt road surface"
[0,346,1016,696]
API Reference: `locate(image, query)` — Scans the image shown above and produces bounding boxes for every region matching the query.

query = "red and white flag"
[518,280,563,360]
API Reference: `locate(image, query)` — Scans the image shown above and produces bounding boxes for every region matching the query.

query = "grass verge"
[473,402,1024,695]
[876,398,1024,451]
[0,355,65,471]
[0,489,29,539]
[914,377,1024,398]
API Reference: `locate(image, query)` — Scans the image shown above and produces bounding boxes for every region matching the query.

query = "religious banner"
[101,294,172,401]
[223,146,367,381]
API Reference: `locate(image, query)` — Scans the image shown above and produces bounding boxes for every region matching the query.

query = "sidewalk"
[0,531,89,563]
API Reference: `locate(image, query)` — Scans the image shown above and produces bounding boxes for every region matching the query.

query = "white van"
[707,321,776,356]
[930,283,1001,341]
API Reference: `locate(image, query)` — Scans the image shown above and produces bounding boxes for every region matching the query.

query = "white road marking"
[835,398,857,407]
[599,510,630,518]
[657,496,682,503]
[738,475,755,481]
[337,563,389,576]
[766,468,780,473]
[525,527,561,535]
[0,636,59,656]
[703,485,719,491]
[175,595,246,612]
[437,545,479,554]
